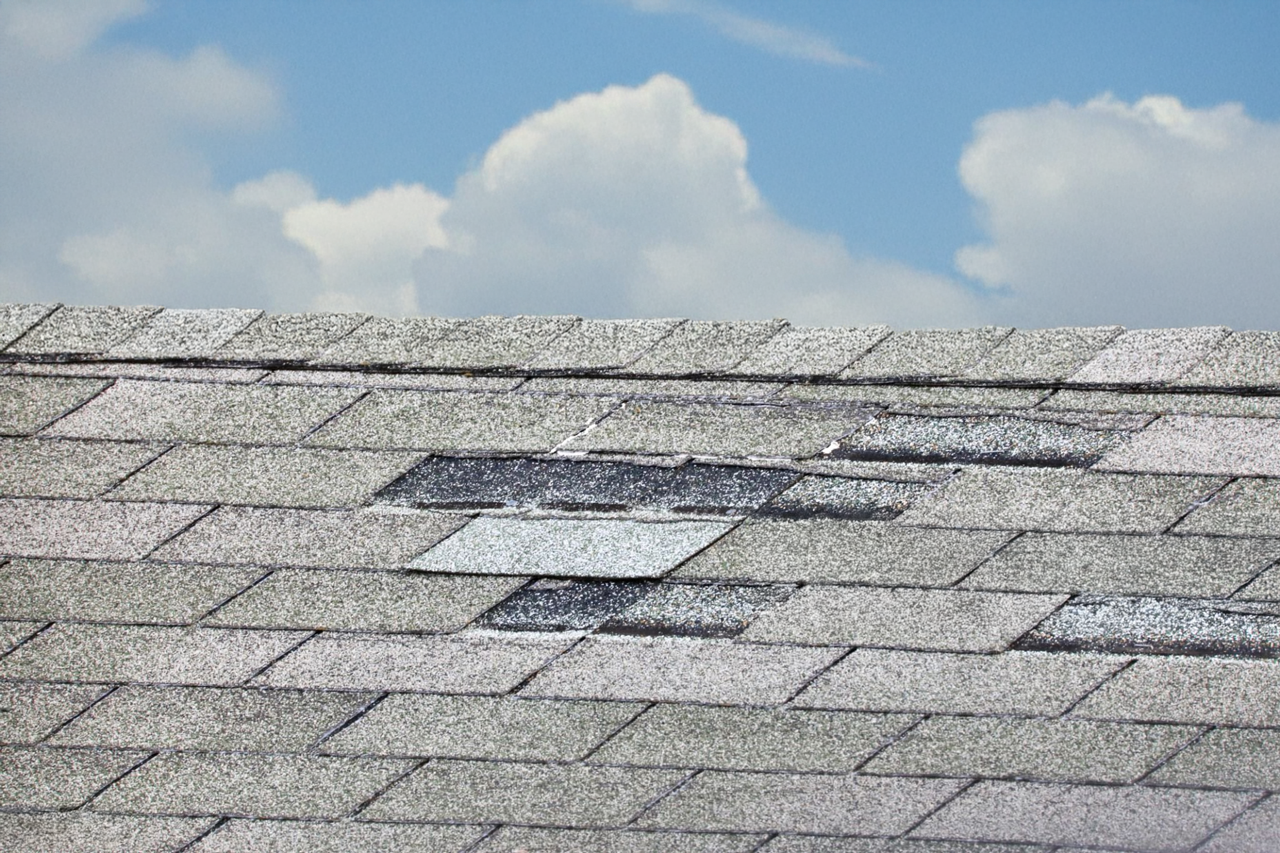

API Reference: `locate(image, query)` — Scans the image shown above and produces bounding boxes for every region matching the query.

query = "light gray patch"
[1176,477,1280,536]
[1197,796,1280,853]
[0,375,109,435]
[727,325,891,377]
[761,476,932,520]
[599,582,791,638]
[962,326,1123,382]
[5,305,160,354]
[0,812,214,853]
[627,319,787,375]
[1073,655,1280,726]
[312,316,462,365]
[841,327,1012,380]
[0,499,211,561]
[0,746,146,809]
[1068,327,1230,385]
[1180,330,1280,388]
[216,311,368,361]
[1097,414,1280,475]
[528,318,684,370]
[0,438,162,498]
[1147,728,1280,790]
[0,682,108,744]
[109,308,262,358]
[0,621,42,654]
[473,827,765,853]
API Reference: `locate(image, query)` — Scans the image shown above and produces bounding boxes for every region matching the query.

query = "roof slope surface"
[2,303,1280,852]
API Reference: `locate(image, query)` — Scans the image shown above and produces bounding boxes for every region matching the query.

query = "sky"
[2,0,1279,329]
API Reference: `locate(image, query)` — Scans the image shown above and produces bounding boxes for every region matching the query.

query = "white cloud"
[957,94,1280,328]
[0,0,146,59]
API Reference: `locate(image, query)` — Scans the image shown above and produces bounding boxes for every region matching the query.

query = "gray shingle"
[14,362,269,383]
[637,770,966,835]
[207,569,524,632]
[1198,797,1280,853]
[627,320,786,375]
[409,517,732,579]
[787,384,1046,409]
[92,751,413,818]
[962,326,1122,382]
[1073,655,1280,726]
[5,305,160,354]
[188,819,486,853]
[0,746,144,809]
[255,631,574,693]
[841,327,1012,379]
[565,399,873,458]
[216,312,368,361]
[473,827,765,853]
[911,780,1254,849]
[0,499,210,560]
[45,379,361,444]
[1176,478,1280,536]
[0,303,57,348]
[360,758,685,826]
[590,705,915,772]
[0,682,107,744]
[154,506,464,569]
[1040,388,1280,418]
[961,532,1279,598]
[51,686,373,751]
[521,635,843,705]
[307,389,614,452]
[761,476,930,520]
[109,445,420,508]
[1240,566,1280,601]
[0,621,41,653]
[1097,415,1280,476]
[0,375,108,435]
[323,693,638,760]
[1181,330,1280,388]
[520,376,782,399]
[760,839,1045,853]
[422,315,579,369]
[863,716,1197,784]
[0,812,214,853]
[1147,728,1280,789]
[0,624,308,686]
[109,308,262,358]
[727,325,891,377]
[0,559,260,624]
[1068,327,1230,385]
[528,318,684,370]
[897,467,1222,534]
[312,316,462,365]
[478,579,651,632]
[599,582,791,638]
[264,368,520,391]
[743,586,1066,652]
[675,520,1011,586]
[0,438,161,498]
[795,649,1125,716]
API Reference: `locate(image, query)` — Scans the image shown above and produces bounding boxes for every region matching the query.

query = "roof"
[2,302,1280,852]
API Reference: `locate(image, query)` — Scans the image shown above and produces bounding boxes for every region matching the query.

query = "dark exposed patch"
[598,582,792,638]
[833,413,1121,468]
[477,579,654,632]
[757,476,932,521]
[1016,595,1280,658]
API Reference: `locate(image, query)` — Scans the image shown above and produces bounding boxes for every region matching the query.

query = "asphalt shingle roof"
[2,303,1280,851]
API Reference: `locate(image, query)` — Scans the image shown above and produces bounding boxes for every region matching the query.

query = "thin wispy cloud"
[624,0,870,68]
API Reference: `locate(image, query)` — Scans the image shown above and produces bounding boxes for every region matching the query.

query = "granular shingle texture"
[3,303,1278,851]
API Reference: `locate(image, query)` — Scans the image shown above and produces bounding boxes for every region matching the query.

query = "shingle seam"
[1057,657,1138,719]
[456,825,503,853]
[624,767,701,828]
[0,621,52,661]
[347,756,429,817]
[1163,478,1239,536]
[849,714,928,774]
[76,749,159,810]
[1129,725,1216,786]
[34,683,122,744]
[1191,793,1277,852]
[192,569,277,625]
[241,630,320,685]
[947,530,1025,589]
[138,503,219,562]
[312,691,391,751]
[899,776,980,839]
[576,701,655,762]
[0,303,61,350]
[172,816,229,853]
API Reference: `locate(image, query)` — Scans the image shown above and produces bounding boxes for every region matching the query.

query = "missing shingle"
[477,579,655,632]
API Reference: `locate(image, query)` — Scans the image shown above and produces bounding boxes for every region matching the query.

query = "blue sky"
[3,0,1280,328]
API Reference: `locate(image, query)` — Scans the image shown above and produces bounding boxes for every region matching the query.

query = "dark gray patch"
[1017,595,1280,658]
[477,579,654,632]
[759,476,931,520]
[833,413,1121,468]
[599,583,793,638]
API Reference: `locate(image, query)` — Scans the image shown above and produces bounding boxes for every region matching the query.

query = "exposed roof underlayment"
[2,303,1280,851]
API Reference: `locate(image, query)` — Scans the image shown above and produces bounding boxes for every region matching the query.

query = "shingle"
[627,320,787,375]
[760,839,1046,853]
[0,812,215,853]
[1097,415,1280,476]
[599,582,791,638]
[1180,330,1280,388]
[962,326,1122,382]
[478,579,652,632]
[1073,656,1280,726]
[0,746,144,809]
[1068,327,1230,384]
[1147,728,1280,789]
[0,438,161,498]
[1040,388,1280,418]
[792,457,958,483]
[5,305,160,354]
[422,315,579,369]
[744,586,1066,652]
[0,682,107,744]
[962,532,1279,598]
[522,376,782,398]
[307,390,613,452]
[206,569,524,632]
[0,624,308,686]
[521,635,843,705]
[1198,797,1280,853]
[637,770,966,835]
[45,379,360,444]
[109,308,262,358]
[323,693,638,761]
[0,621,41,653]
[264,368,520,391]
[841,327,1012,379]
[188,819,486,853]
[897,467,1221,534]
[675,520,1011,586]
[795,649,1125,716]
[14,361,269,383]
[254,631,574,693]
[154,506,464,569]
[1176,478,1280,536]
[863,716,1197,784]
[409,517,732,579]
[0,375,108,435]
[92,751,413,819]
[911,780,1254,849]
[590,705,915,772]
[567,399,875,458]
[787,383,1047,409]
[0,303,57,348]
[0,499,210,560]
[0,559,260,624]
[1239,566,1280,601]
[472,827,765,853]
[726,325,891,377]
[360,758,685,826]
[216,312,368,361]
[312,316,462,365]
[109,445,421,508]
[761,476,931,520]
[51,686,373,751]
[528,318,684,370]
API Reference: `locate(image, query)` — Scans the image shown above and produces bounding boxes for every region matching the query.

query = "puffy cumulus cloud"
[411,74,977,325]
[957,94,1280,328]
[0,0,146,60]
